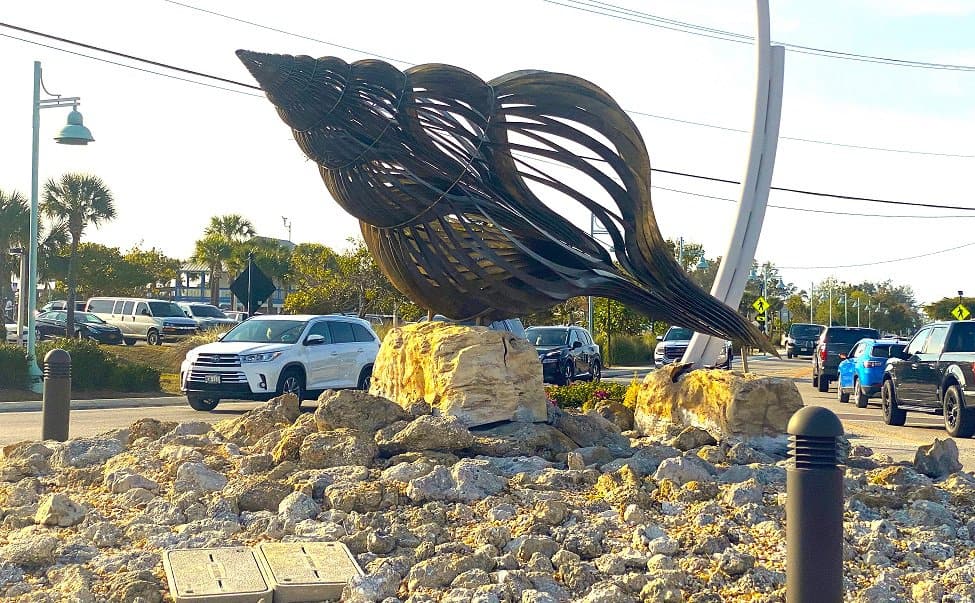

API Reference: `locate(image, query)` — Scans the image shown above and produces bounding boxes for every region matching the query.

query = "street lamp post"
[25,61,95,392]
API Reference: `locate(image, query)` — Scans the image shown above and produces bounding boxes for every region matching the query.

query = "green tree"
[192,233,231,305]
[124,245,182,297]
[49,243,148,299]
[0,189,28,312]
[41,173,116,335]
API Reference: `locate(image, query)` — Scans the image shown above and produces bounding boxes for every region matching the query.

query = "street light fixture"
[25,61,95,392]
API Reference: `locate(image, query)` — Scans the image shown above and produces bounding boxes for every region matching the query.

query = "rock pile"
[1,389,975,602]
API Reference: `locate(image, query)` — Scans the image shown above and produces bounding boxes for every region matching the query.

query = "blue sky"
[1,0,973,305]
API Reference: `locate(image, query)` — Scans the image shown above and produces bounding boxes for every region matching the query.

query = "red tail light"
[820,347,827,362]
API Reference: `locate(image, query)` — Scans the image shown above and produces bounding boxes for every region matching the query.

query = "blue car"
[837,338,907,408]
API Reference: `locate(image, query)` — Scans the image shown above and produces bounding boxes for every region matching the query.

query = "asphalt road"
[2,354,972,470]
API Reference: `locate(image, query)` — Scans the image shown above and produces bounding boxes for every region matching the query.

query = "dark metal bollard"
[42,349,71,442]
[787,406,844,603]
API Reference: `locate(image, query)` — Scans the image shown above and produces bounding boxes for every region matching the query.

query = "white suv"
[180,314,380,411]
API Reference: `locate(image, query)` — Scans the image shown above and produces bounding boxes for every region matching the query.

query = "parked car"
[836,338,907,408]
[418,314,527,340]
[784,323,825,358]
[180,314,379,411]
[882,321,975,437]
[812,326,881,392]
[653,326,733,369]
[525,325,601,385]
[86,297,199,345]
[4,321,27,344]
[38,300,87,314]
[224,311,250,323]
[35,310,124,344]
[177,302,238,331]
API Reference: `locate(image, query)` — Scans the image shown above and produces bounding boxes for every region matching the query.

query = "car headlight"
[240,351,283,363]
[654,345,664,355]
[539,351,561,363]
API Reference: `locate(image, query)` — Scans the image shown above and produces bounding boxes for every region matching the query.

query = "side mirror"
[656,336,663,342]
[304,334,325,346]
[572,340,582,349]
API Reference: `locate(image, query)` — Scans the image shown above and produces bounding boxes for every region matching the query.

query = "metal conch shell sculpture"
[237,50,774,353]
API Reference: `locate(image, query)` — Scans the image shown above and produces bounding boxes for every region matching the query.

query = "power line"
[779,241,975,270]
[159,0,415,67]
[4,20,973,216]
[161,1,975,159]
[548,0,975,72]
[0,25,262,97]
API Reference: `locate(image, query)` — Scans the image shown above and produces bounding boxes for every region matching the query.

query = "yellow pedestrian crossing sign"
[752,296,770,314]
[952,304,970,321]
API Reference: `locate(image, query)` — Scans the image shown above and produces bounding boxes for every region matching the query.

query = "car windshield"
[664,327,694,341]
[189,305,227,318]
[147,301,187,317]
[790,324,823,338]
[526,328,568,346]
[222,319,307,343]
[870,344,905,359]
[75,312,106,324]
[829,328,880,346]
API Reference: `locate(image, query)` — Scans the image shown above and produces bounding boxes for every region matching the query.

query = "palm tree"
[41,173,116,336]
[0,189,29,315]
[206,214,255,243]
[192,233,231,305]
[202,214,255,308]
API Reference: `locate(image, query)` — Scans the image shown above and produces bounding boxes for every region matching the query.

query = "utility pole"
[281,216,292,242]
[828,282,833,326]
[810,282,814,323]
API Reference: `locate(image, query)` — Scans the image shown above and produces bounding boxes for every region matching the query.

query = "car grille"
[664,346,688,360]
[194,353,241,368]
[187,370,248,384]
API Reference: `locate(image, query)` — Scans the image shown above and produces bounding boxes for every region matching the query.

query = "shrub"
[163,328,228,371]
[36,338,160,392]
[545,380,628,409]
[0,344,28,389]
[593,333,656,366]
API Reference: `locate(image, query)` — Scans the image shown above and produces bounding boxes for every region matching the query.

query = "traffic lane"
[795,377,975,469]
[0,400,274,446]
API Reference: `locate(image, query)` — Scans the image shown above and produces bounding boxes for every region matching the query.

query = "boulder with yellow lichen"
[633,363,802,441]
[369,321,547,427]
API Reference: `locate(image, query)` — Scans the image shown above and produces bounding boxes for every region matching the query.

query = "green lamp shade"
[54,109,94,145]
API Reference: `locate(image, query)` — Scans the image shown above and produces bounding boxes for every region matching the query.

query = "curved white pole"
[682,0,784,368]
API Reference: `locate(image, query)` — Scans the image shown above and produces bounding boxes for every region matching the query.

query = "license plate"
[204,374,221,384]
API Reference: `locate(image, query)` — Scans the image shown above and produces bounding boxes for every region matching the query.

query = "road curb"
[0,396,184,414]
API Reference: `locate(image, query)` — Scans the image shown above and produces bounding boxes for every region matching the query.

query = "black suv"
[882,321,975,437]
[785,323,825,358]
[813,326,880,392]
[525,325,601,385]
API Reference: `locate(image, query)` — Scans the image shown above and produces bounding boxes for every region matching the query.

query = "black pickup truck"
[882,321,975,437]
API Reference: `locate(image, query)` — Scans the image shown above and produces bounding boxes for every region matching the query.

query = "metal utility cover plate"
[164,547,271,603]
[257,542,364,602]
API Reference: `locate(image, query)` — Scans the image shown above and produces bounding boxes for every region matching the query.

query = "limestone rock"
[35,493,85,527]
[369,322,547,427]
[174,462,227,493]
[213,393,301,446]
[234,478,293,512]
[554,411,629,451]
[49,435,125,469]
[0,531,58,567]
[669,427,717,452]
[377,415,474,454]
[591,401,634,432]
[914,438,962,478]
[299,430,377,468]
[271,413,318,464]
[634,367,802,439]
[315,389,408,432]
[653,456,714,486]
[468,422,579,461]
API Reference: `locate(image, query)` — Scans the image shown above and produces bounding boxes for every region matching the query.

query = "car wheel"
[278,368,306,401]
[146,329,161,346]
[855,379,870,408]
[837,383,850,403]
[812,367,819,388]
[559,362,575,386]
[123,338,137,346]
[787,351,793,359]
[944,385,975,438]
[187,394,219,411]
[817,374,829,393]
[589,361,601,382]
[357,365,373,391]
[881,380,907,426]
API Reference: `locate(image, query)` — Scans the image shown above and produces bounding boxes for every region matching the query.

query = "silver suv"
[177,302,238,331]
